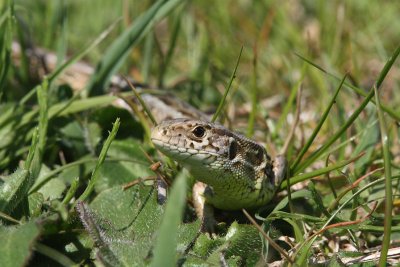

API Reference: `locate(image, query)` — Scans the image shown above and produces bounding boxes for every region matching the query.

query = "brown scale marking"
[213,128,234,138]
[256,148,264,161]
[189,142,195,149]
[245,150,264,166]
[208,135,221,145]
[207,136,213,144]
[232,161,242,169]
[224,138,231,147]
[161,116,173,121]
[159,95,174,105]
[228,140,238,160]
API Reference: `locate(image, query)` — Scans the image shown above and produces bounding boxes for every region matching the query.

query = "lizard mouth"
[151,136,219,160]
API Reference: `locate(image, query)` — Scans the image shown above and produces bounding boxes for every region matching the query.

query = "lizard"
[151,118,287,233]
[12,41,287,232]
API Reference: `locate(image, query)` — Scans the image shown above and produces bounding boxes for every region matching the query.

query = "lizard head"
[150,119,281,187]
[151,118,230,167]
[151,118,286,209]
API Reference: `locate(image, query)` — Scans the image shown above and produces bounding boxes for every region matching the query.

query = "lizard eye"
[192,126,206,138]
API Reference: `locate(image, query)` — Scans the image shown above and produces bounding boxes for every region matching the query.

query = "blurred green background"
[12,0,400,100]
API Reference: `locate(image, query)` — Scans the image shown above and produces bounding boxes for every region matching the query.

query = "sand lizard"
[151,118,287,232]
[12,42,287,231]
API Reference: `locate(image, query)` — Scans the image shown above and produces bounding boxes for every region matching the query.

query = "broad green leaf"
[218,222,263,266]
[31,165,66,201]
[97,161,150,191]
[107,139,151,160]
[96,139,153,191]
[28,192,44,217]
[0,168,31,213]
[85,122,102,152]
[176,220,201,255]
[188,222,263,266]
[84,185,163,266]
[191,233,224,259]
[38,178,66,201]
[0,221,41,267]
[58,120,89,157]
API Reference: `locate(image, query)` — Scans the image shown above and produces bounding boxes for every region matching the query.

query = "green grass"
[1,0,400,266]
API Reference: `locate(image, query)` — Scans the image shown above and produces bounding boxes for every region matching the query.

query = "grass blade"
[151,171,187,267]
[295,52,400,121]
[274,62,306,138]
[124,77,157,126]
[76,118,120,204]
[47,18,120,83]
[34,243,76,267]
[211,45,243,122]
[291,74,346,173]
[374,84,393,266]
[87,0,184,96]
[295,46,400,172]
[24,127,39,171]
[157,8,182,87]
[294,177,385,264]
[31,79,49,180]
[0,0,14,97]
[281,153,364,189]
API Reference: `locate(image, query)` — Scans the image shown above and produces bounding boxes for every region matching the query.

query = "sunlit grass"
[1,0,399,265]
